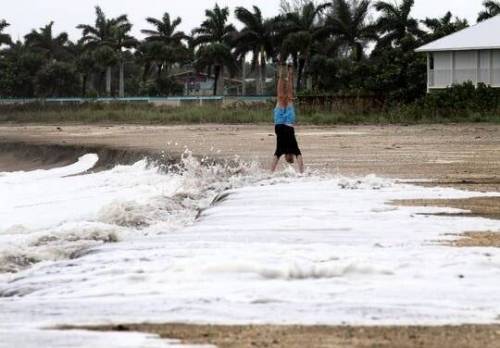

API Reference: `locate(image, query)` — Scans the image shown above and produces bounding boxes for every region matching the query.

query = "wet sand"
[2,123,500,347]
[448,231,500,247]
[394,196,500,220]
[64,324,500,348]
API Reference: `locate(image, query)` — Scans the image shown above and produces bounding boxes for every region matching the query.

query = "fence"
[0,96,275,107]
[0,95,387,113]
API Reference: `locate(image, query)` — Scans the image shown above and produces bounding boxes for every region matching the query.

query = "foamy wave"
[97,197,185,227]
[204,261,394,280]
[0,149,397,275]
[0,223,119,273]
[0,151,272,274]
[337,174,393,190]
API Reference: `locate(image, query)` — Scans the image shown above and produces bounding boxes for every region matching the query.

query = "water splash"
[0,150,318,274]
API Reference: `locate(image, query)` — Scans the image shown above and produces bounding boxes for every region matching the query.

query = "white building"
[416,15,500,91]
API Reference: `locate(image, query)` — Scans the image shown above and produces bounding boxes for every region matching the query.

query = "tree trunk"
[119,61,125,98]
[297,58,305,91]
[216,65,225,96]
[98,71,105,97]
[213,65,220,96]
[106,66,112,96]
[305,55,312,91]
[89,73,95,95]
[81,74,87,97]
[157,63,162,84]
[259,48,266,96]
[241,59,246,96]
[257,55,263,95]
[306,76,313,90]
[261,57,267,96]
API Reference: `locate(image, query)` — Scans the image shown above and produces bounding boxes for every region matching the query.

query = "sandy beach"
[1,123,500,348]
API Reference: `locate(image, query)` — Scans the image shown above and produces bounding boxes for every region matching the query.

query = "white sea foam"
[1,153,500,347]
[0,151,270,274]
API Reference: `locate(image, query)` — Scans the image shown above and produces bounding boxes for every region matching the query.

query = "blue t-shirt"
[274,106,296,125]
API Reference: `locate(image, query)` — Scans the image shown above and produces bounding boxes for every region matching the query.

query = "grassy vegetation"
[0,98,499,125]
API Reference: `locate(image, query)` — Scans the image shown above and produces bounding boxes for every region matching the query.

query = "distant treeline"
[0,0,499,102]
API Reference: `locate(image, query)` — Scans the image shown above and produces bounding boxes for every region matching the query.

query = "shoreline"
[59,323,500,348]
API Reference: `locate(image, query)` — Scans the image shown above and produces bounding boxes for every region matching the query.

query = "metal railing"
[0,96,275,105]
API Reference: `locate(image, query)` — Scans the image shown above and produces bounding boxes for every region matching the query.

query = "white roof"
[416,15,500,52]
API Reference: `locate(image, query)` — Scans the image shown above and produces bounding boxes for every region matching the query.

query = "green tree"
[24,22,70,61]
[278,1,329,90]
[192,4,236,96]
[142,12,187,45]
[77,6,136,97]
[421,12,468,43]
[366,44,426,102]
[141,12,189,93]
[114,20,137,97]
[74,43,97,97]
[368,0,425,101]
[34,61,80,97]
[477,1,500,22]
[374,0,423,51]
[0,41,44,97]
[325,0,375,62]
[234,6,274,95]
[0,20,11,47]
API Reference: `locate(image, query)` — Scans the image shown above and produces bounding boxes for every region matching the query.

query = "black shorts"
[274,124,302,158]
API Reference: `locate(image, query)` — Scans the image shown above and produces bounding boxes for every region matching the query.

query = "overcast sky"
[2,0,486,42]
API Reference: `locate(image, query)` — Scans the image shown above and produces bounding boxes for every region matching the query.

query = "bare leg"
[271,156,280,172]
[273,66,286,173]
[287,65,294,106]
[277,65,287,108]
[296,155,304,174]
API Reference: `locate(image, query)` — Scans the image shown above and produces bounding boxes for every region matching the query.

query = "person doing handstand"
[271,64,304,173]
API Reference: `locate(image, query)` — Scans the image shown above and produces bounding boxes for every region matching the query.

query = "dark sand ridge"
[2,124,500,347]
[0,141,160,172]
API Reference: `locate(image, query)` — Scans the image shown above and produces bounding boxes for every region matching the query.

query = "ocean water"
[1,153,500,347]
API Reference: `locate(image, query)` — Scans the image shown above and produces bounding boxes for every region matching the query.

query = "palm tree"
[325,0,375,62]
[477,1,500,22]
[142,13,187,45]
[114,22,137,97]
[77,6,136,97]
[24,22,70,61]
[421,12,468,43]
[374,0,423,50]
[234,6,274,95]
[141,13,188,87]
[0,20,11,47]
[277,2,329,90]
[194,43,238,95]
[192,4,236,96]
[72,41,97,96]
